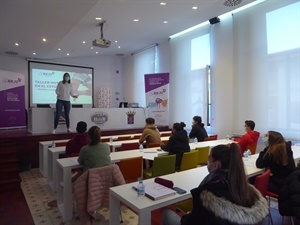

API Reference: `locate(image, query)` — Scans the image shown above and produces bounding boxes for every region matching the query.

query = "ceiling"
[0,0,255,60]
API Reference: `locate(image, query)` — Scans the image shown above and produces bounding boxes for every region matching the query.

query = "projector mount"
[97,20,106,39]
[93,20,111,48]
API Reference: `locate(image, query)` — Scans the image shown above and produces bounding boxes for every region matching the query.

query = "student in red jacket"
[232,120,260,154]
[65,121,89,157]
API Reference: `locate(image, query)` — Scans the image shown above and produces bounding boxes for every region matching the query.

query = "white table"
[56,148,167,221]
[48,146,65,191]
[109,164,264,225]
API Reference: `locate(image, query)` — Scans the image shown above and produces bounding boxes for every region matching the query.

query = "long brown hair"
[264,131,288,165]
[210,143,259,207]
[88,126,101,146]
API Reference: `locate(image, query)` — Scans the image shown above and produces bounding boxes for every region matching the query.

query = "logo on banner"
[2,77,22,84]
[126,110,136,124]
[91,111,108,125]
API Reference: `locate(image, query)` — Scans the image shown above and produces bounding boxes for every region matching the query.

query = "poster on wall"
[144,73,169,126]
[0,70,26,129]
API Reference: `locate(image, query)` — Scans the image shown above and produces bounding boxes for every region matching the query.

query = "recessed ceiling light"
[58,48,61,51]
[160,2,166,5]
[95,17,102,20]
[42,38,46,42]
[118,46,121,48]
[96,52,98,54]
[33,53,36,55]
[192,6,198,10]
[15,43,19,46]
[133,19,139,22]
[115,40,118,43]
[91,47,93,49]
[83,41,86,44]
[67,53,69,56]
[163,21,168,24]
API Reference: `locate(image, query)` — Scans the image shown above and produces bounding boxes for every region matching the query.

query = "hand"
[73,95,78,98]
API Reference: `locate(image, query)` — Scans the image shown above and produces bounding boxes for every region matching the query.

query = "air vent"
[5,51,19,56]
[224,0,242,7]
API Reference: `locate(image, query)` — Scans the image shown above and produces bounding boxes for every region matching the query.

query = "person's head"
[244,120,255,132]
[63,73,71,84]
[88,126,101,145]
[264,130,288,165]
[192,116,202,125]
[208,143,259,207]
[172,122,186,133]
[145,117,155,125]
[76,121,87,134]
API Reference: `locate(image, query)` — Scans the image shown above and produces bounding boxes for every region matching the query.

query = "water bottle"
[137,179,145,199]
[51,141,56,148]
[226,135,230,140]
[247,149,251,158]
[110,137,113,143]
[139,144,144,152]
[243,149,250,160]
[194,138,198,144]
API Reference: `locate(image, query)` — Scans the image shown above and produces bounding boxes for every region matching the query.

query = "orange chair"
[55,141,68,147]
[101,137,110,142]
[209,134,218,140]
[117,136,132,141]
[204,137,214,141]
[254,169,273,224]
[119,142,139,151]
[161,132,172,137]
[246,144,257,155]
[132,134,142,139]
[147,142,161,148]
[118,156,143,183]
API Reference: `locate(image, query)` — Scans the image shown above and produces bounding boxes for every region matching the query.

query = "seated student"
[232,120,260,154]
[256,131,295,194]
[189,116,208,142]
[139,117,161,147]
[160,122,190,170]
[162,143,268,225]
[278,165,300,224]
[78,126,111,172]
[65,121,89,157]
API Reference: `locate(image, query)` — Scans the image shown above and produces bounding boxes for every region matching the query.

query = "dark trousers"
[54,99,71,129]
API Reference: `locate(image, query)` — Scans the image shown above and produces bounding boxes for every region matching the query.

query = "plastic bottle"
[137,179,145,199]
[247,149,251,158]
[110,137,113,143]
[51,141,56,148]
[139,144,144,152]
[194,138,198,144]
[243,149,250,159]
[226,135,230,140]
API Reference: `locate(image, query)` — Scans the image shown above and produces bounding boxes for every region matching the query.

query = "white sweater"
[55,81,75,101]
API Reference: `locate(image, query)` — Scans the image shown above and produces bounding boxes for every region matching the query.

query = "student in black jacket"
[189,116,208,142]
[160,122,190,170]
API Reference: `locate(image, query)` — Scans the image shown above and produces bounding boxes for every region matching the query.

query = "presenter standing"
[52,73,78,134]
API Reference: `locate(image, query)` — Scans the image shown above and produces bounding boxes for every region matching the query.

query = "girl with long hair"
[256,131,295,194]
[162,143,268,225]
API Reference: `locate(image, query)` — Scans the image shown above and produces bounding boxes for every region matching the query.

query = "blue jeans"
[162,209,181,225]
[54,99,71,129]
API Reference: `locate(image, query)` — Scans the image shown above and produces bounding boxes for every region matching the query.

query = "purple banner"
[0,71,26,129]
[144,73,169,92]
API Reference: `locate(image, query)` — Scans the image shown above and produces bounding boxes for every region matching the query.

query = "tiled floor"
[20,169,138,225]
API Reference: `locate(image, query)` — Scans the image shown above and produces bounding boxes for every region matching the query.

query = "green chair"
[195,146,210,166]
[179,151,198,172]
[175,199,193,213]
[143,155,176,178]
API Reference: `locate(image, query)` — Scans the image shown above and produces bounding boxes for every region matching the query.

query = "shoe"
[52,129,56,134]
[67,128,73,133]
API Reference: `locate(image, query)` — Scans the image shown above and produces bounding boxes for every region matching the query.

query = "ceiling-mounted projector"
[92,38,111,48]
[93,20,111,48]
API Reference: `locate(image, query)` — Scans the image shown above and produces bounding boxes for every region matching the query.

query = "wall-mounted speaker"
[209,17,220,24]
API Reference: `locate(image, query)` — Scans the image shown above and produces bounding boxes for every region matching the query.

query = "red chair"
[254,169,273,225]
[119,142,139,151]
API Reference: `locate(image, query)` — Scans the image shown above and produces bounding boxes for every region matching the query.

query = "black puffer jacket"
[161,130,190,169]
[278,167,300,224]
[189,123,208,142]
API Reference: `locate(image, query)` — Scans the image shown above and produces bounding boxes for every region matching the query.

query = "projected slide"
[29,62,93,107]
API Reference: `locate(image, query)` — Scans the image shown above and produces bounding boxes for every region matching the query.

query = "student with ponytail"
[78,126,111,172]
[162,143,268,225]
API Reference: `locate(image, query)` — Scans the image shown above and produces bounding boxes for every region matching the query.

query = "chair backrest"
[101,137,110,142]
[55,141,68,147]
[147,142,161,148]
[117,136,132,141]
[118,156,143,183]
[152,155,176,177]
[254,169,271,197]
[161,132,172,137]
[246,144,257,155]
[180,151,199,171]
[132,134,142,139]
[120,142,139,151]
[204,137,214,141]
[195,146,210,165]
[209,134,218,140]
